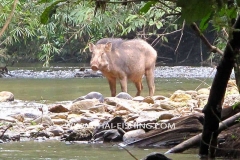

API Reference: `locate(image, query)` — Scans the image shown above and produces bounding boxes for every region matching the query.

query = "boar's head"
[89,42,112,72]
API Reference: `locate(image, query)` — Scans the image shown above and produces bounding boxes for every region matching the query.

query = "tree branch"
[0,0,19,38]
[190,22,223,55]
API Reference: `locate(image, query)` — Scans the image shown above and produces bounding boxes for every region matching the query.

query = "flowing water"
[0,77,212,102]
[0,64,218,159]
[0,141,200,160]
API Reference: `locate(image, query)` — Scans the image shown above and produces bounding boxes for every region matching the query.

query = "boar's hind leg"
[119,76,128,94]
[134,81,143,96]
[145,69,155,96]
[108,77,117,97]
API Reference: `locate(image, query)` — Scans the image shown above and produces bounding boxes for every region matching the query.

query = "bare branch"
[174,20,185,54]
[190,23,224,55]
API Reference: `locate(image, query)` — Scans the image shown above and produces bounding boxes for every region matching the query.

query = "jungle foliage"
[0,0,181,66]
[0,0,240,66]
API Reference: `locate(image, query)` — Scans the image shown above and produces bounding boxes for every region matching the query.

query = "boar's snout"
[91,65,98,71]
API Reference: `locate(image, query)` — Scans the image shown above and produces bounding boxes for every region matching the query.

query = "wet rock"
[143,152,172,160]
[93,116,125,136]
[115,92,133,100]
[49,104,69,113]
[70,99,100,114]
[73,92,104,103]
[123,129,145,143]
[143,96,154,104]
[47,125,64,136]
[63,129,93,141]
[93,129,124,142]
[32,131,51,138]
[0,91,14,102]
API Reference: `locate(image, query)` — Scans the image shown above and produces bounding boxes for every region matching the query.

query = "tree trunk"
[199,15,240,158]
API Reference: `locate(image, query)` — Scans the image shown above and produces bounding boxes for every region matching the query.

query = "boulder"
[69,99,100,114]
[0,91,14,102]
[49,104,69,113]
[143,96,154,104]
[123,129,145,143]
[73,91,104,103]
[115,92,133,100]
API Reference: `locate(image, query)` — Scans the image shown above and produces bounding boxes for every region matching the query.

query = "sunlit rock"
[143,96,154,104]
[69,99,100,114]
[0,91,14,102]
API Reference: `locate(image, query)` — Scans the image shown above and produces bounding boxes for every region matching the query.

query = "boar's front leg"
[145,68,155,96]
[134,80,143,96]
[119,76,128,94]
[107,77,117,97]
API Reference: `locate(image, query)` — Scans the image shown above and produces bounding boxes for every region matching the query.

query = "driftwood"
[165,111,240,154]
[121,113,204,147]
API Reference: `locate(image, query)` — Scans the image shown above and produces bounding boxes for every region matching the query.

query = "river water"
[0,64,234,159]
[0,141,200,160]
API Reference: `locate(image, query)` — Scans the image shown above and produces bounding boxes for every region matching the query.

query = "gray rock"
[123,129,145,143]
[33,115,54,126]
[47,125,64,136]
[73,92,104,103]
[115,92,133,100]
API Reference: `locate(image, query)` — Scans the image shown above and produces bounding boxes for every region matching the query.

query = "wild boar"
[89,38,157,97]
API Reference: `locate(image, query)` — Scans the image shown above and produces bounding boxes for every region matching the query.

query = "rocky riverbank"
[0,79,240,158]
[1,66,235,79]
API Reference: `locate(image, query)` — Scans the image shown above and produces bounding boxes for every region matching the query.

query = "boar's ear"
[89,43,95,52]
[104,42,112,52]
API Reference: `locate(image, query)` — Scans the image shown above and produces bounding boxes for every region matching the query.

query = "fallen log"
[120,113,204,147]
[165,111,240,154]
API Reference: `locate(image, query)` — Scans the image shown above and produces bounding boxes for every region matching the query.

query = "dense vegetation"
[0,0,229,67]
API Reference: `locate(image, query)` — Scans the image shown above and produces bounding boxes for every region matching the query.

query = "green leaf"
[139,1,157,14]
[156,21,163,29]
[40,0,66,24]
[233,102,240,110]
[199,12,211,32]
[177,0,214,23]
[37,0,54,4]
